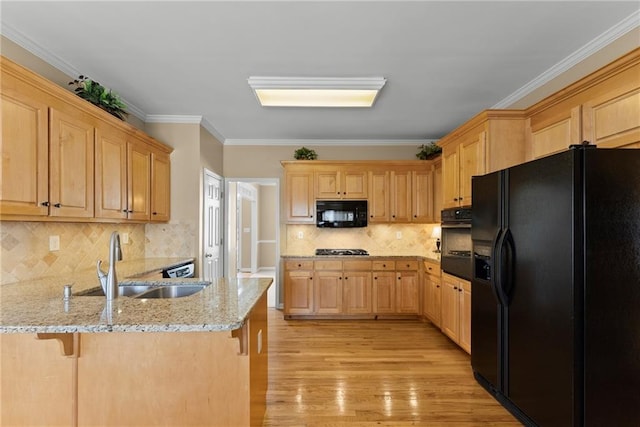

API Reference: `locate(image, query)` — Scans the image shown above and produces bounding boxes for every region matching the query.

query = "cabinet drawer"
[372,260,395,271]
[285,260,314,270]
[343,260,372,271]
[423,260,441,276]
[314,260,343,271]
[395,260,419,271]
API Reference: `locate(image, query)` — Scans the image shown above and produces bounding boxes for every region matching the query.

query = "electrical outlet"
[297,231,304,239]
[49,235,60,251]
[121,232,129,244]
[396,231,402,240]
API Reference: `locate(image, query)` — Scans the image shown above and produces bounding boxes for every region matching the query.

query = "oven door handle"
[441,223,471,229]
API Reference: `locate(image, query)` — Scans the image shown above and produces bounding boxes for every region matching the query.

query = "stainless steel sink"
[135,285,207,299]
[75,283,209,299]
[75,285,154,297]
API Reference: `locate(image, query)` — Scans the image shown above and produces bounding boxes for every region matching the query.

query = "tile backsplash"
[145,220,197,258]
[0,222,146,285]
[284,223,441,257]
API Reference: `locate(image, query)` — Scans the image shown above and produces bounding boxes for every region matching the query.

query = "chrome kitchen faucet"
[97,231,122,301]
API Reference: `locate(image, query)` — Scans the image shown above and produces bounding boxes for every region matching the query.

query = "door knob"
[205,254,213,258]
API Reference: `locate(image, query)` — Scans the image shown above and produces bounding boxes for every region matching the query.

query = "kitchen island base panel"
[2,293,268,427]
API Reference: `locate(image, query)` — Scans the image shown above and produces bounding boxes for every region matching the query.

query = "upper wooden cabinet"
[525,48,640,159]
[283,160,440,225]
[49,108,95,218]
[439,111,525,209]
[315,169,367,199]
[0,56,172,223]
[151,150,171,222]
[284,170,315,223]
[0,87,49,216]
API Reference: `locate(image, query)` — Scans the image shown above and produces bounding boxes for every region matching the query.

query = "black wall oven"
[441,207,472,280]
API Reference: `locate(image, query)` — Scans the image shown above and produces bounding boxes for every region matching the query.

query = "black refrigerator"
[471,145,640,427]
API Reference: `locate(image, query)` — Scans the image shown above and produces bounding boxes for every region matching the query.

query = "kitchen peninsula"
[0,259,272,427]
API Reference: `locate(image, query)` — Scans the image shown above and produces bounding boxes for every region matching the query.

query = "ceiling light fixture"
[247,76,386,107]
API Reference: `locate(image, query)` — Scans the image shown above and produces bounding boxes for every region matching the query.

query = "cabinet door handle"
[128,210,133,213]
[41,201,50,207]
[414,215,417,218]
[53,203,61,208]
[339,277,342,280]
[297,264,302,267]
[454,286,458,290]
[453,198,459,201]
[345,277,348,280]
[436,285,440,288]
[374,276,377,280]
[152,212,157,215]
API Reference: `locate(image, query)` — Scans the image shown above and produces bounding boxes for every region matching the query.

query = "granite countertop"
[281,254,441,263]
[0,258,272,334]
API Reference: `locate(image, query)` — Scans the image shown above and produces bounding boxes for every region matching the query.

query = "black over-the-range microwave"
[316,200,368,228]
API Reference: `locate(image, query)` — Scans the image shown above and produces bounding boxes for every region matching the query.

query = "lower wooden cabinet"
[283,260,314,315]
[372,271,396,314]
[284,258,420,318]
[440,272,471,353]
[344,270,373,314]
[395,261,420,314]
[423,260,442,328]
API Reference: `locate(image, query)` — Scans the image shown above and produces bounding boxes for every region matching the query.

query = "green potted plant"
[68,75,128,120]
[294,147,318,160]
[416,142,442,160]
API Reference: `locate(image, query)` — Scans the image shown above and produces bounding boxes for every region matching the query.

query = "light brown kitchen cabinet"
[372,260,396,314]
[442,132,485,208]
[284,257,423,318]
[95,124,128,219]
[315,270,343,315]
[284,260,314,315]
[315,169,367,199]
[581,87,640,149]
[368,170,390,222]
[282,160,440,225]
[439,110,526,209]
[0,333,77,426]
[412,169,434,222]
[127,138,152,221]
[314,260,344,314]
[151,150,171,221]
[343,261,373,315]
[390,170,412,222]
[49,108,95,218]
[1,56,173,223]
[0,87,49,217]
[441,272,471,354]
[527,106,581,160]
[395,261,420,314]
[432,159,443,222]
[1,80,96,219]
[284,170,314,223]
[422,260,442,327]
[524,49,640,159]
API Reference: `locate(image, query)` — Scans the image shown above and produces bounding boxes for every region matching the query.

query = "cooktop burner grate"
[315,249,369,256]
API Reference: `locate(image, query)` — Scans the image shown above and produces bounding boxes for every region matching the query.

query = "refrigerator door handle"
[493,229,506,306]
[498,228,515,306]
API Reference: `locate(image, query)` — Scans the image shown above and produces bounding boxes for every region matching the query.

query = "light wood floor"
[263,309,521,426]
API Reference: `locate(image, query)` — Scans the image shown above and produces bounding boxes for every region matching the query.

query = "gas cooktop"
[315,249,369,256]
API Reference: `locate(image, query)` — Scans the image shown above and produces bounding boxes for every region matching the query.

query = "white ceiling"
[1,1,639,144]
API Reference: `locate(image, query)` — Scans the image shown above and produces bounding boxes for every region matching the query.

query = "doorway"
[225,178,280,308]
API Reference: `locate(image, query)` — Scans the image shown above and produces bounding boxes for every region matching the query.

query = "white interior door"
[203,170,223,281]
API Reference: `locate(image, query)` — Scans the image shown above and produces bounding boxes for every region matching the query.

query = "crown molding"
[145,115,226,143]
[223,138,436,146]
[145,114,202,124]
[493,10,640,108]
